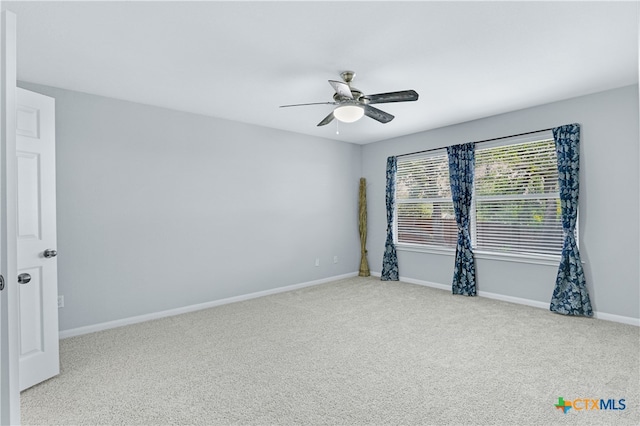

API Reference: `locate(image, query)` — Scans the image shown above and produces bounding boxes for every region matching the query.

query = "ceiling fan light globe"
[334,105,364,123]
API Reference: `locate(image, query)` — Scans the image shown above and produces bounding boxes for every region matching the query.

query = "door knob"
[44,249,57,258]
[18,273,31,285]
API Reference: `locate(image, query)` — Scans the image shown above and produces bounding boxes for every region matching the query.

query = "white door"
[1,9,21,425]
[16,88,59,391]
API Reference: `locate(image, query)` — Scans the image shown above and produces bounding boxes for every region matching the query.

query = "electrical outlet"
[315,258,320,267]
[57,295,64,308]
[333,256,338,264]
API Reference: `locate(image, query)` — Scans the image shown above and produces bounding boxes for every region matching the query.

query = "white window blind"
[396,151,456,247]
[474,138,562,256]
[395,136,565,258]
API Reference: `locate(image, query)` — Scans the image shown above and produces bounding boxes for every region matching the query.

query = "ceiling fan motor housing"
[333,70,365,102]
[333,89,365,103]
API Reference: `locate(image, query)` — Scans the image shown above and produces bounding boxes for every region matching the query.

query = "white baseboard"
[592,312,640,326]
[477,289,551,310]
[370,271,639,327]
[59,272,358,339]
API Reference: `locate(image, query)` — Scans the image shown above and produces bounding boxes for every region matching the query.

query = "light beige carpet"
[21,276,640,425]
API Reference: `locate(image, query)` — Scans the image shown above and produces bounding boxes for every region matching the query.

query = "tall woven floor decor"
[358,177,370,276]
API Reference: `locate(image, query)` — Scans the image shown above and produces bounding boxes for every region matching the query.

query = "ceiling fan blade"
[364,105,394,124]
[365,90,419,104]
[329,80,353,99]
[280,101,337,108]
[317,111,335,127]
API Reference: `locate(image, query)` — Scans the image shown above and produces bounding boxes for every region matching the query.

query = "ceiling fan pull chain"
[336,120,339,135]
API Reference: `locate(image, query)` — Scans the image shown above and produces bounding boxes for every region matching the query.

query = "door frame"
[0,9,21,426]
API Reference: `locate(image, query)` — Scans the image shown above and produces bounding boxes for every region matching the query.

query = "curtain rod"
[396,127,555,158]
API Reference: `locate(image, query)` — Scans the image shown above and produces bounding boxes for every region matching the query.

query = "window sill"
[396,243,563,267]
[474,250,560,267]
[396,243,455,256]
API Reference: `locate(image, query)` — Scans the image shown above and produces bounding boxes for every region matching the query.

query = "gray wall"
[363,85,639,320]
[19,82,363,331]
[18,82,640,329]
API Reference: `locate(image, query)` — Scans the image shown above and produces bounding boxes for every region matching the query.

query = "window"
[473,138,562,256]
[396,150,456,248]
[396,134,564,258]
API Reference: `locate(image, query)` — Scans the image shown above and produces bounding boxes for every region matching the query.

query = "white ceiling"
[5,1,639,144]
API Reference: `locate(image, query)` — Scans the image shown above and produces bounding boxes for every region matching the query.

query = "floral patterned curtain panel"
[381,156,399,281]
[550,124,593,316]
[447,143,477,296]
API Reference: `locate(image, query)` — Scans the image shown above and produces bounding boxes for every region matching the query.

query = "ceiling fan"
[280,71,419,127]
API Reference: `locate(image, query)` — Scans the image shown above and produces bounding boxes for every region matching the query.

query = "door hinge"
[0,274,4,291]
